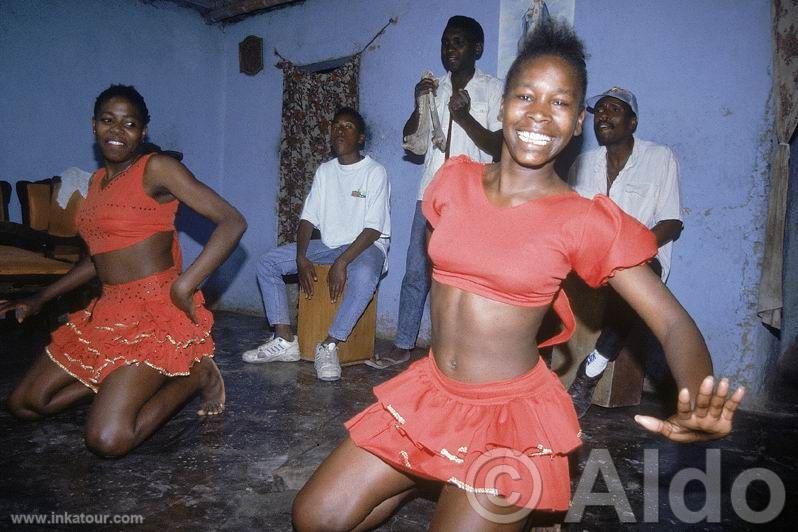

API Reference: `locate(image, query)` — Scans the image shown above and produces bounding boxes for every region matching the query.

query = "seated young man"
[242,107,390,381]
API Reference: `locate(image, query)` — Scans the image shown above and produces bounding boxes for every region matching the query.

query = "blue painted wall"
[0,0,776,407]
[573,0,776,404]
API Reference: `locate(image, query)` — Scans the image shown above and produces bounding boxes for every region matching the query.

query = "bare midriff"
[430,280,550,383]
[92,231,175,285]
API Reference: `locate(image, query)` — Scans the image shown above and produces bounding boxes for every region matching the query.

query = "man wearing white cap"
[567,86,683,418]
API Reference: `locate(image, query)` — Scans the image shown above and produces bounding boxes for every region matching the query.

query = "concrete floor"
[1,310,796,531]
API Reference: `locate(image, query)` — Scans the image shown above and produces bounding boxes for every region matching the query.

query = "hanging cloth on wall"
[757,0,798,330]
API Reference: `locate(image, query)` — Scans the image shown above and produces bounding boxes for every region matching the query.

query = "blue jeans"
[256,240,384,341]
[393,201,431,349]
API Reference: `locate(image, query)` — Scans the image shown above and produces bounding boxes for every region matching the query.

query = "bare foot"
[197,357,225,416]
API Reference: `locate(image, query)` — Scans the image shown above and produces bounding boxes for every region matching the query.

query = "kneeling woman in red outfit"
[292,21,744,531]
[1,85,246,457]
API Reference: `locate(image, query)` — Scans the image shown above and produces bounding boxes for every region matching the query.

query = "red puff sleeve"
[421,157,465,227]
[421,179,443,227]
[570,195,658,287]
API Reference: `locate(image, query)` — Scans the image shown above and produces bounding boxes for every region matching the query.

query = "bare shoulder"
[142,153,198,199]
[144,153,189,178]
[144,153,198,186]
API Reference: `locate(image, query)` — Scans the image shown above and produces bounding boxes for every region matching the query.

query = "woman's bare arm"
[607,265,744,442]
[0,256,96,321]
[144,154,247,321]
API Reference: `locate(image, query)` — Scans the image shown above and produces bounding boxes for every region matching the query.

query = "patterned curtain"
[757,0,798,330]
[277,55,360,244]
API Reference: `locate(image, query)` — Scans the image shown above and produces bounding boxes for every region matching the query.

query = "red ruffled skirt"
[345,353,582,511]
[46,267,214,392]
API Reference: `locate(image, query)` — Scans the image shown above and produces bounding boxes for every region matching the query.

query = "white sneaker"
[314,342,341,381]
[242,336,300,363]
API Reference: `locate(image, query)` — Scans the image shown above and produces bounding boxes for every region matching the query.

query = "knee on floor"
[6,389,46,420]
[292,488,361,532]
[84,425,135,458]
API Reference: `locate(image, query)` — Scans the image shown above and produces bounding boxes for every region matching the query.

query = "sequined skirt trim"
[46,267,214,392]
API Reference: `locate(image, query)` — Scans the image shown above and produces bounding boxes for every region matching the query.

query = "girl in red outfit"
[292,21,744,531]
[1,85,246,457]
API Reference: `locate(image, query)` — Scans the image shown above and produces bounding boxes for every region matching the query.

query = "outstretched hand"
[0,297,44,323]
[0,300,15,315]
[634,376,745,443]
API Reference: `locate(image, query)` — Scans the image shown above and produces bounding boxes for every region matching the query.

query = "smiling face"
[501,54,586,170]
[330,112,364,160]
[592,96,637,146]
[92,96,147,165]
[440,26,482,74]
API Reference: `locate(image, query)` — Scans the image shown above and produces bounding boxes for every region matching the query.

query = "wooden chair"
[0,178,94,322]
[0,181,11,222]
[7,177,85,262]
[297,263,378,365]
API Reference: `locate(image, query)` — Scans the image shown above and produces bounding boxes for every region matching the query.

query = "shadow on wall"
[176,205,248,307]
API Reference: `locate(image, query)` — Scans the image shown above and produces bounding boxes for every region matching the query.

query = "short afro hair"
[504,19,587,106]
[93,84,150,125]
[333,107,366,137]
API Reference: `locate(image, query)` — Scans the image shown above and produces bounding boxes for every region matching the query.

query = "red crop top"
[422,156,657,347]
[77,153,178,256]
